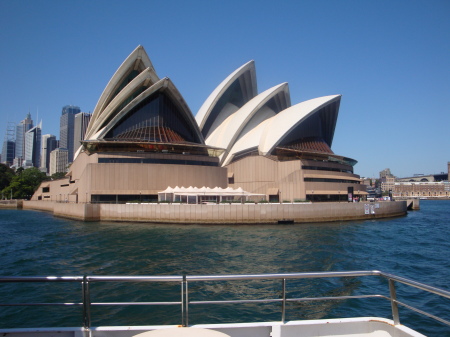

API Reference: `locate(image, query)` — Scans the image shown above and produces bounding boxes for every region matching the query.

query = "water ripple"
[0,201,449,335]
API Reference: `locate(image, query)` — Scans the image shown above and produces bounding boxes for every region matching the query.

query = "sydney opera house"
[32,46,365,204]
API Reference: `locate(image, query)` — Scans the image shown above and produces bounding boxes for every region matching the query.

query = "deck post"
[388,279,400,325]
[182,274,188,326]
[82,276,91,330]
[281,278,286,323]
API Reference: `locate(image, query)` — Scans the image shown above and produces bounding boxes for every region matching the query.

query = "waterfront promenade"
[23,200,407,223]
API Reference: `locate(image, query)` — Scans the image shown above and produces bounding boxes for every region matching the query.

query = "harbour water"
[0,200,449,336]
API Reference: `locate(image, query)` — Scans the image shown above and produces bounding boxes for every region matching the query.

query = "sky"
[0,0,449,178]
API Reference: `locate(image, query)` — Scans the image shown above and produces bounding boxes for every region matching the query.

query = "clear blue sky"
[1,0,449,178]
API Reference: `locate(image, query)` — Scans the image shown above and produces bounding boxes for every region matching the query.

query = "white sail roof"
[221,95,341,165]
[86,46,159,138]
[85,67,157,140]
[259,95,341,155]
[196,60,257,138]
[205,83,290,165]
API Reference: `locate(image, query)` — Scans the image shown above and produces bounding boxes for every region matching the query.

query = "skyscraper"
[1,140,15,165]
[60,105,81,162]
[40,134,58,173]
[15,113,33,161]
[73,112,91,155]
[24,121,42,168]
[1,121,15,165]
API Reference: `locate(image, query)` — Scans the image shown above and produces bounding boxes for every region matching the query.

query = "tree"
[0,163,15,193]
[1,167,47,199]
[50,172,67,180]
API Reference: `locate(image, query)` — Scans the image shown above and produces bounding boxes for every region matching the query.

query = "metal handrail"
[0,271,449,330]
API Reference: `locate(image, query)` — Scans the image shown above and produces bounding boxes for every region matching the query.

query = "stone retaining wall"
[0,200,23,209]
[23,200,407,223]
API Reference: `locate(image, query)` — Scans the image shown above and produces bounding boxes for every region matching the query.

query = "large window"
[304,178,360,184]
[91,194,158,204]
[105,92,200,143]
[302,165,353,174]
[98,157,217,167]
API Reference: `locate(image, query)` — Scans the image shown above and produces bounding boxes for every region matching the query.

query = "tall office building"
[49,148,69,175]
[1,122,15,165]
[60,105,81,162]
[1,140,15,165]
[40,134,58,173]
[15,113,33,161]
[24,122,42,168]
[74,112,91,155]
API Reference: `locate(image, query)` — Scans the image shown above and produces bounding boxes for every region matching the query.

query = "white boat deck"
[0,318,426,337]
[1,271,448,337]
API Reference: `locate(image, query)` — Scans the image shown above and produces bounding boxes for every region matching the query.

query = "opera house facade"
[32,46,365,204]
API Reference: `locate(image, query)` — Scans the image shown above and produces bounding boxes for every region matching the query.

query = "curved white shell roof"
[206,82,290,165]
[196,60,257,137]
[195,56,344,167]
[77,46,205,160]
[221,95,341,165]
[222,118,271,166]
[259,95,341,155]
[85,67,157,140]
[80,45,345,167]
[85,46,159,138]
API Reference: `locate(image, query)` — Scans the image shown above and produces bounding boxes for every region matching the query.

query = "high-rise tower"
[15,113,33,161]
[60,105,81,162]
[74,112,91,155]
[40,134,58,173]
[24,121,42,168]
[1,122,16,165]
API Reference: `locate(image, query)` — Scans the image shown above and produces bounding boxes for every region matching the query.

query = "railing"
[0,271,449,330]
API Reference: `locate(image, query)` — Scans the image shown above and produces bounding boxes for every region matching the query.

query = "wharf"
[22,200,408,223]
[406,199,420,210]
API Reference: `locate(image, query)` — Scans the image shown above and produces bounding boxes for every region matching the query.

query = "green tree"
[2,167,47,199]
[50,172,67,180]
[0,163,15,193]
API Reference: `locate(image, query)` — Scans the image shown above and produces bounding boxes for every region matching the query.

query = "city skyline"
[0,0,449,178]
[1,107,91,172]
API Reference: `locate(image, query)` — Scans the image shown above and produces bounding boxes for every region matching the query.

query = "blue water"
[0,200,449,336]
